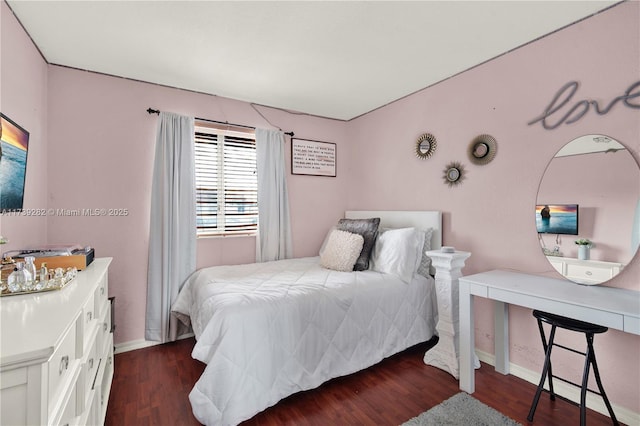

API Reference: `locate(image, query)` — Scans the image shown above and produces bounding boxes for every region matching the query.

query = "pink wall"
[1,1,48,251]
[347,1,639,413]
[44,67,349,348]
[3,0,639,416]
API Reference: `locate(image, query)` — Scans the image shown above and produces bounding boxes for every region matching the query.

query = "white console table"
[458,269,640,393]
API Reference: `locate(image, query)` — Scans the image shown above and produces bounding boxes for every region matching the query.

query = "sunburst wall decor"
[468,134,497,165]
[415,133,437,159]
[442,161,466,187]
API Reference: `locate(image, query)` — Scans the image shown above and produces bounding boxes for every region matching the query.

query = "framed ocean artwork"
[0,113,30,212]
[536,203,579,235]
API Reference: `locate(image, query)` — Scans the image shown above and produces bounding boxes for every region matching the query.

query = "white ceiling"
[7,1,619,120]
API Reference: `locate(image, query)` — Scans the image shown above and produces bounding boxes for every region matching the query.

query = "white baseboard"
[114,339,160,354]
[114,333,195,354]
[475,349,639,426]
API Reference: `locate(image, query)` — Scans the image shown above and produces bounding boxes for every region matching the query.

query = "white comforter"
[171,256,437,425]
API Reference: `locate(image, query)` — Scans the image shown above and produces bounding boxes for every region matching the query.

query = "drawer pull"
[100,287,105,295]
[585,271,593,276]
[87,311,93,322]
[59,355,69,375]
[89,358,94,369]
[104,323,108,332]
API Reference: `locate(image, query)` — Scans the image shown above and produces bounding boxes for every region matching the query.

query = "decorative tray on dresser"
[0,257,114,426]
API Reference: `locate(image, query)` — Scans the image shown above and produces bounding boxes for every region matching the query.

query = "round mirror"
[442,161,465,187]
[536,134,640,285]
[447,168,460,181]
[468,134,497,165]
[473,143,489,158]
[415,133,437,159]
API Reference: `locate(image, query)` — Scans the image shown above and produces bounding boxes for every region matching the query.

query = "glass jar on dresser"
[0,258,114,425]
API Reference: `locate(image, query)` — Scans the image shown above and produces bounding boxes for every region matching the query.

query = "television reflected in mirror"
[536,204,579,235]
[0,113,30,212]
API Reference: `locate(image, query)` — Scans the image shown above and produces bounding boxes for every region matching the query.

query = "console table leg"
[459,279,475,393]
[494,301,510,375]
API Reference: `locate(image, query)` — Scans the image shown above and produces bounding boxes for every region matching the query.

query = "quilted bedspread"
[171,256,437,425]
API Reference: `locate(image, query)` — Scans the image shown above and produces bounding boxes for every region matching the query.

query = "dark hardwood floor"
[105,337,620,425]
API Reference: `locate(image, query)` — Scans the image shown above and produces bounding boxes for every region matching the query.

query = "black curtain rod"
[146,108,294,137]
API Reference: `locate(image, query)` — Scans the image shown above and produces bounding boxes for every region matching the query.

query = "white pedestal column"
[423,249,479,379]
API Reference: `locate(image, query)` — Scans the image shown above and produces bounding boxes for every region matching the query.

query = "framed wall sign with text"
[291,138,336,177]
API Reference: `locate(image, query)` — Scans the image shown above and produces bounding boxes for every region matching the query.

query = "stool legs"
[581,341,590,426]
[584,333,619,426]
[527,323,557,421]
[528,321,619,425]
[539,320,556,401]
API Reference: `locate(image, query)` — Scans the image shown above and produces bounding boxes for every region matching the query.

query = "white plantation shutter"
[195,123,258,236]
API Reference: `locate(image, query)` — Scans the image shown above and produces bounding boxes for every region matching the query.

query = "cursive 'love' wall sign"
[528,81,640,130]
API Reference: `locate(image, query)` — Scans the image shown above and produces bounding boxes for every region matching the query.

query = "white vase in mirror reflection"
[578,245,590,260]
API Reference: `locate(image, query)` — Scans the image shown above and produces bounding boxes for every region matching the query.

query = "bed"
[171,211,442,425]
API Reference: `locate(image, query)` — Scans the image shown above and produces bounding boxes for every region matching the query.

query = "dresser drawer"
[98,337,114,425]
[76,327,97,416]
[566,263,614,282]
[94,274,109,318]
[85,386,100,426]
[97,302,112,355]
[81,292,96,338]
[48,321,78,409]
[56,383,77,426]
[77,293,97,366]
[0,368,29,425]
[83,337,99,393]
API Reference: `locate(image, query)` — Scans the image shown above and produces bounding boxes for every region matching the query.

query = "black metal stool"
[527,310,618,426]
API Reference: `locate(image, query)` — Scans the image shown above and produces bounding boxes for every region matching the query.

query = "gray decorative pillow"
[337,217,381,271]
[417,228,434,277]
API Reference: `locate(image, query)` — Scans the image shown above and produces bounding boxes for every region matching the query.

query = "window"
[195,122,258,236]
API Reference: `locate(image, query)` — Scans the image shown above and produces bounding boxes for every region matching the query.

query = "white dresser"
[0,257,114,426]
[545,255,624,284]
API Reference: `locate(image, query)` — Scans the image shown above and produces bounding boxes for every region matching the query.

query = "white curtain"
[255,128,293,262]
[146,112,196,342]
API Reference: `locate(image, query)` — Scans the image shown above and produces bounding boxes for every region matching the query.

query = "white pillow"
[320,229,365,272]
[370,227,425,283]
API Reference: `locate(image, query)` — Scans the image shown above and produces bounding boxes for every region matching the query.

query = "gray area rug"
[402,392,522,426]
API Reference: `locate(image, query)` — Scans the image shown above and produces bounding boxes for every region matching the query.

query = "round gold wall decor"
[468,134,497,165]
[415,133,437,159]
[443,161,466,187]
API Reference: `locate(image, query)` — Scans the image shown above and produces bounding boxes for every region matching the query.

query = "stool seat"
[532,310,608,334]
[528,310,618,426]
